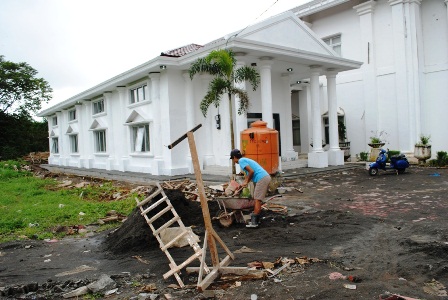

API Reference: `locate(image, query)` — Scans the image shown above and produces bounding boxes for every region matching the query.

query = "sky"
[0,0,309,114]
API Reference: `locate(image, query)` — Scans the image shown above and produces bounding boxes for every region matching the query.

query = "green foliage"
[189,49,260,117]
[358,152,369,161]
[428,151,448,167]
[387,150,401,163]
[415,134,431,146]
[0,55,52,116]
[369,130,388,144]
[0,111,49,160]
[0,163,135,243]
[338,120,347,141]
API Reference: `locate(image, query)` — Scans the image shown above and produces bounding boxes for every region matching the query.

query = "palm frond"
[206,49,236,79]
[200,78,229,117]
[189,58,222,79]
[231,87,250,115]
[234,66,260,91]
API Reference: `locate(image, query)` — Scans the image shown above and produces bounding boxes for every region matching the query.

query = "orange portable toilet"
[240,120,279,174]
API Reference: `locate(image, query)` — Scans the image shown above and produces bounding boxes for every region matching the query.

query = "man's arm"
[242,165,254,187]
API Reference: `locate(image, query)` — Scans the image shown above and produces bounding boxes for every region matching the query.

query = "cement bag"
[160,226,200,248]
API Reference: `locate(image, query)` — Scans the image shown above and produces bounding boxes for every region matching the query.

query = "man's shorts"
[253,175,271,201]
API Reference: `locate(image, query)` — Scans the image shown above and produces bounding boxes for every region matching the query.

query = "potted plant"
[414,134,431,164]
[368,130,387,148]
[368,131,388,161]
[338,120,350,161]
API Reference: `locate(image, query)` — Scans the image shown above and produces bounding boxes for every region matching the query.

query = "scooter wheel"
[369,168,379,176]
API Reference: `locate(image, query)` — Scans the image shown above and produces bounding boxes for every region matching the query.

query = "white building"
[38,0,448,175]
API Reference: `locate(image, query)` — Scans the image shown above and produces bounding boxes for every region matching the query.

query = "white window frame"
[51,137,59,153]
[323,34,341,56]
[68,109,77,121]
[94,130,107,153]
[52,116,58,127]
[69,134,78,153]
[92,99,105,115]
[131,123,150,153]
[130,84,148,104]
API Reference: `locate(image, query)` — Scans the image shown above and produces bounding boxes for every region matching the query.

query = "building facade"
[38,0,448,175]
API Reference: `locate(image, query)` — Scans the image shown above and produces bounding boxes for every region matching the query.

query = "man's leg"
[246,176,271,228]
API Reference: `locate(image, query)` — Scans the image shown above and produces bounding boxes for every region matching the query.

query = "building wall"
[301,0,448,158]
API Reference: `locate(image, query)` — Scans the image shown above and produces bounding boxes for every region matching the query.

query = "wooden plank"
[140,196,168,216]
[187,132,220,267]
[147,204,172,224]
[211,229,235,260]
[136,187,163,207]
[163,250,203,279]
[160,230,188,252]
[153,215,180,236]
[198,230,209,282]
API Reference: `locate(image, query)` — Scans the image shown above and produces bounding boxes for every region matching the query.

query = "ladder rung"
[163,250,203,279]
[136,187,163,207]
[160,230,188,252]
[147,205,172,224]
[153,216,181,236]
[140,196,168,216]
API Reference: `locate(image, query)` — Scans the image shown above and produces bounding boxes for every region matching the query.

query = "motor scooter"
[368,148,409,176]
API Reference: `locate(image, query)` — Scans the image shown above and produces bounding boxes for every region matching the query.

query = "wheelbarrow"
[213,194,282,227]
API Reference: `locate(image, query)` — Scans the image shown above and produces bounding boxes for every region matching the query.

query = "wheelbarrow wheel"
[216,210,234,228]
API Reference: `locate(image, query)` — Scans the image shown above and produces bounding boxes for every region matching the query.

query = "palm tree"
[189,49,260,174]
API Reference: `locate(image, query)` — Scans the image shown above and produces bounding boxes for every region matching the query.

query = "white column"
[116,86,129,171]
[308,65,328,168]
[281,73,298,161]
[149,73,164,175]
[200,74,214,166]
[234,60,248,151]
[326,69,344,166]
[182,71,195,173]
[389,0,421,152]
[182,71,195,130]
[103,92,115,170]
[260,57,274,129]
[354,1,378,149]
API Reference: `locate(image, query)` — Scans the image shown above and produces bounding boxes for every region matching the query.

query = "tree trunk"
[229,94,236,175]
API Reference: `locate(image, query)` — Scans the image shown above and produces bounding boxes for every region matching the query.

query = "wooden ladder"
[135,182,209,287]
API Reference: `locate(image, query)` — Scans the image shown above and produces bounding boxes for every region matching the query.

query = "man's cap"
[230,149,242,159]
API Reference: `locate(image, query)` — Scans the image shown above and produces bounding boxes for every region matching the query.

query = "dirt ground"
[1,165,448,300]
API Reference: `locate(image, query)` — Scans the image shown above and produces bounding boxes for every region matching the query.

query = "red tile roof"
[160,44,203,57]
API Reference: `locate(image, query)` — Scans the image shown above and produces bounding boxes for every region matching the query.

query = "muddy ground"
[1,166,448,299]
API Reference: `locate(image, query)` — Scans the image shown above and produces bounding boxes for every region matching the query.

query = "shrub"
[358,152,369,161]
[415,134,431,146]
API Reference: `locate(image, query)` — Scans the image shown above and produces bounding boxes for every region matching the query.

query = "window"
[94,130,107,152]
[52,116,58,126]
[69,134,78,153]
[132,124,150,152]
[323,35,341,56]
[130,85,147,104]
[93,99,105,114]
[324,116,345,144]
[68,109,76,121]
[51,137,59,153]
[292,119,301,146]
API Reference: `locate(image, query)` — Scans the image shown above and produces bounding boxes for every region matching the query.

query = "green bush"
[358,152,369,161]
[387,150,401,162]
[428,151,448,167]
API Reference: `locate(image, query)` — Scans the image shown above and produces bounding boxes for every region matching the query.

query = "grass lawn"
[0,160,136,243]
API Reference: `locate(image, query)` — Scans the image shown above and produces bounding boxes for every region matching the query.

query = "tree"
[0,111,49,160]
[189,49,260,174]
[0,55,52,117]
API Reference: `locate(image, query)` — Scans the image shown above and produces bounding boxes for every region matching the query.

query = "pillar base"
[328,149,344,166]
[308,151,329,168]
[152,158,165,175]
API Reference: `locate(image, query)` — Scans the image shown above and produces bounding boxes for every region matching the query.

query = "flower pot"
[414,145,431,164]
[368,143,385,161]
[339,141,350,161]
